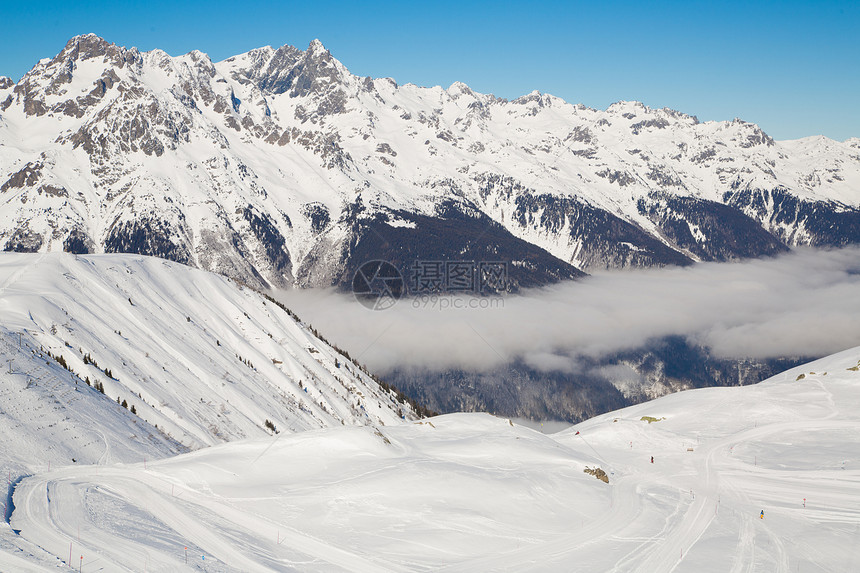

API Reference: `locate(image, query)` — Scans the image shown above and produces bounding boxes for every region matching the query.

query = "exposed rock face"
[1,35,859,289]
[584,467,609,483]
[63,228,93,254]
[3,226,43,252]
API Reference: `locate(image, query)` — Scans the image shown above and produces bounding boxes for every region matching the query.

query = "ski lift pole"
[577,432,610,469]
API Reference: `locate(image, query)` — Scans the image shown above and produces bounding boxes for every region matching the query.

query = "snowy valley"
[2,266,859,570]
[0,30,859,572]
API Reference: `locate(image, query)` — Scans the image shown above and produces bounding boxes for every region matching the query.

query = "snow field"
[7,346,860,571]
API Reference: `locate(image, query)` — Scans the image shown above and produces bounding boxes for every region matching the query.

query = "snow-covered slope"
[0,324,184,470]
[1,35,858,289]
[0,326,185,569]
[0,253,416,451]
[7,344,860,571]
[0,251,420,568]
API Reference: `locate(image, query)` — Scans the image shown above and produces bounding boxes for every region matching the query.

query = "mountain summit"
[1,36,858,289]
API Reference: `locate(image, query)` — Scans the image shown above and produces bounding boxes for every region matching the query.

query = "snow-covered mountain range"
[2,34,858,289]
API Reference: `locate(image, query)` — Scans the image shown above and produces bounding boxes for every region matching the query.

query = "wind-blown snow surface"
[0,252,418,569]
[8,346,860,571]
[0,252,413,452]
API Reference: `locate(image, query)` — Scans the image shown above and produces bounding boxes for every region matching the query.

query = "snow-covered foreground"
[0,252,418,569]
[6,346,860,571]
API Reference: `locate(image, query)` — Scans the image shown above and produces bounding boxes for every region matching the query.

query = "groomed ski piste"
[2,254,859,571]
[7,350,860,571]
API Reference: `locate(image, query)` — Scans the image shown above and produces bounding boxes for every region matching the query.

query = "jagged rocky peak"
[307,38,328,55]
[59,33,114,60]
[180,49,217,76]
[447,81,475,99]
[0,76,13,90]
[143,47,175,71]
[513,90,545,105]
[50,33,139,72]
[727,117,775,147]
[8,33,140,117]
[251,44,303,93]
[231,38,348,102]
[607,100,648,111]
[279,39,347,99]
[221,45,276,85]
[659,106,699,125]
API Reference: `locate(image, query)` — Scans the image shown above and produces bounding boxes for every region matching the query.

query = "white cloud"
[275,247,860,374]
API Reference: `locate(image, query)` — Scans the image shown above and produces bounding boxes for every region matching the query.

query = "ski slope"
[8,345,860,571]
[0,252,420,569]
[0,252,415,451]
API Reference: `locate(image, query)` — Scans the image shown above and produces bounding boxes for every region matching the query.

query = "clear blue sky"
[1,0,858,140]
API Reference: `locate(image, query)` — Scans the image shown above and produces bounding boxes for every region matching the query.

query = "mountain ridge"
[1,34,858,290]
[0,252,420,452]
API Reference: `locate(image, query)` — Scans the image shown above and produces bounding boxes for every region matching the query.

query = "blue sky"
[1,0,857,140]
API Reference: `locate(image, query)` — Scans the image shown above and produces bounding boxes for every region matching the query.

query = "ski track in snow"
[0,252,419,571]
[5,345,860,571]
[1,254,859,571]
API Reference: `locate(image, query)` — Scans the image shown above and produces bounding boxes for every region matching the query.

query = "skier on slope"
[760,510,764,519]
